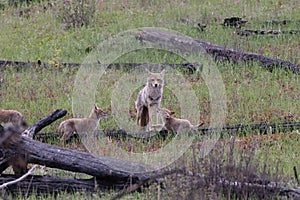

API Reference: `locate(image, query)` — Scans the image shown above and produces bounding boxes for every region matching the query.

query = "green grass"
[0,0,299,199]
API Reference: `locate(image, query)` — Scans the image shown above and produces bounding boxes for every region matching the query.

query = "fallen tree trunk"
[0,174,125,196]
[136,29,300,74]
[237,29,300,36]
[0,60,196,73]
[182,171,300,200]
[0,125,155,186]
[35,121,300,142]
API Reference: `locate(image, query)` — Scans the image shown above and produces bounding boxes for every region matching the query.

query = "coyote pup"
[0,109,27,128]
[58,105,108,141]
[135,69,165,130]
[157,107,204,133]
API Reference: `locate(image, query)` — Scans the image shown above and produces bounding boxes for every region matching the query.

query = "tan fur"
[0,109,27,128]
[58,105,108,141]
[135,69,165,130]
[157,107,204,133]
[0,125,28,175]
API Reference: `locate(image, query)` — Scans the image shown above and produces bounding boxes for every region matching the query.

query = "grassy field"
[0,0,299,199]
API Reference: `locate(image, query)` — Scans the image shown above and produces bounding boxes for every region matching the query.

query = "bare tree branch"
[0,165,36,189]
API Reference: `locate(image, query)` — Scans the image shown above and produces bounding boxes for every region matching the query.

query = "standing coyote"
[157,107,204,133]
[58,104,108,141]
[135,69,165,130]
[0,109,27,128]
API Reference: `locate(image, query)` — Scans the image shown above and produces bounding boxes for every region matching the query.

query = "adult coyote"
[135,69,165,130]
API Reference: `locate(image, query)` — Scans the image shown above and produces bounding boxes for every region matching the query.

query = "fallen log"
[222,17,247,28]
[0,125,155,186]
[0,174,124,196]
[0,60,196,73]
[237,29,300,36]
[136,29,300,74]
[0,174,96,196]
[23,109,67,138]
[34,121,300,142]
[264,20,300,26]
[182,171,300,200]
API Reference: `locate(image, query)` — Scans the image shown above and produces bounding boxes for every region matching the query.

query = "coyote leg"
[147,104,153,131]
[136,108,140,126]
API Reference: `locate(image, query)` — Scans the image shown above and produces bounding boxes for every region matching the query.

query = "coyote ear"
[94,104,98,110]
[160,69,165,77]
[170,111,175,115]
[146,68,151,75]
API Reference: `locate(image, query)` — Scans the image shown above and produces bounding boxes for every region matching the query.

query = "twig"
[0,165,36,189]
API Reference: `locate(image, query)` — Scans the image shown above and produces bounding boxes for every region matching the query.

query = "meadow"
[0,0,299,199]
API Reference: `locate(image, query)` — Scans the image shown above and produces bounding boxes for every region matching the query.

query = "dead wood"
[0,174,120,196]
[223,17,247,28]
[0,174,96,196]
[237,29,300,36]
[136,29,300,74]
[0,60,196,73]
[34,121,300,142]
[184,171,300,199]
[264,20,300,26]
[0,125,155,186]
[23,109,67,139]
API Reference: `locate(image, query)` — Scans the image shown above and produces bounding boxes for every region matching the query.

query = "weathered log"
[0,174,125,196]
[237,29,300,36]
[223,17,247,28]
[180,171,300,199]
[0,125,154,186]
[0,60,197,73]
[34,121,300,142]
[136,29,300,74]
[264,20,300,26]
[23,109,67,138]
[34,129,170,143]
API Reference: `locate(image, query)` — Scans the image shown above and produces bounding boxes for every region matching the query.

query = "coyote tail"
[58,121,65,133]
[140,106,149,127]
[192,122,204,130]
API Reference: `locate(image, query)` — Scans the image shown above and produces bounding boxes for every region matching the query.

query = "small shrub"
[56,0,97,30]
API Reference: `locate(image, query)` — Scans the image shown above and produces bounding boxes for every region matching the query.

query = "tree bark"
[0,174,94,196]
[135,29,299,74]
[0,174,121,196]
